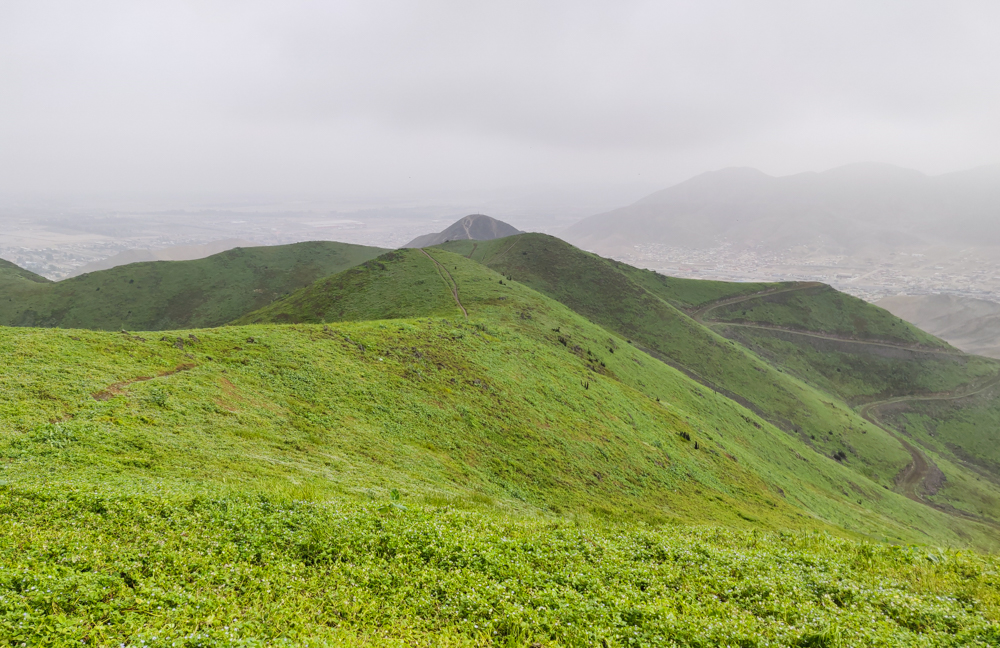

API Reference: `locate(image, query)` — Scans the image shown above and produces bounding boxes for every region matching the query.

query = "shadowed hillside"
[0,241,386,330]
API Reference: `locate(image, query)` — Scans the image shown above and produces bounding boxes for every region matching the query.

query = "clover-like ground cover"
[2,483,1000,646]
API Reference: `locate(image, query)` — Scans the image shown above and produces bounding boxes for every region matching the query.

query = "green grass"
[5,483,1000,647]
[235,247,1000,546]
[704,284,950,349]
[4,237,1000,643]
[0,241,386,331]
[438,236,921,493]
[717,324,999,404]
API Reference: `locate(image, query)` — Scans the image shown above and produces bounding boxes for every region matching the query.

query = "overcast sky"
[2,1,999,203]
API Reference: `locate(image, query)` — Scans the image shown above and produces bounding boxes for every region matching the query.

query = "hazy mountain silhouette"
[403,214,521,248]
[877,293,1000,359]
[563,163,1000,255]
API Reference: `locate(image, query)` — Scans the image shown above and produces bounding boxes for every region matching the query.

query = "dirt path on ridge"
[420,248,468,319]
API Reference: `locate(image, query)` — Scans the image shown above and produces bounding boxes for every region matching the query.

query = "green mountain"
[3,237,1000,644]
[0,240,386,330]
[437,234,1000,527]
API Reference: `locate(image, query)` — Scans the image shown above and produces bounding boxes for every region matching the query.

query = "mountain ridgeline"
[3,231,1000,644]
[239,234,1000,542]
[0,240,387,330]
[563,162,1000,255]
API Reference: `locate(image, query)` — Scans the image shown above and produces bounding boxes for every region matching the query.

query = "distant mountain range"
[403,213,521,248]
[563,162,1000,255]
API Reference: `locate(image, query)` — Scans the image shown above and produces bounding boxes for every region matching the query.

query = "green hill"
[239,247,997,541]
[0,257,52,286]
[438,238,919,483]
[4,240,1000,644]
[439,234,1000,529]
[0,241,386,330]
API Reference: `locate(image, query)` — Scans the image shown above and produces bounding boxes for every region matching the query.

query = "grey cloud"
[1,0,998,198]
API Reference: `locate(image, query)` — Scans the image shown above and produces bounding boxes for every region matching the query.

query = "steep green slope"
[239,247,1000,547]
[706,310,1000,529]
[439,236,915,486]
[436,234,1000,534]
[0,241,386,330]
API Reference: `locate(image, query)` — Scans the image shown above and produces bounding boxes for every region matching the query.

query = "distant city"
[617,242,1000,304]
[5,207,1000,308]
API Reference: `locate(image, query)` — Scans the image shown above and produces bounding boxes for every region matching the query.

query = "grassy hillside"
[716,324,998,404]
[4,244,1000,643]
[438,236,920,486]
[0,241,386,331]
[705,283,951,348]
[869,383,1000,525]
[240,248,1000,545]
[0,256,51,287]
[436,235,1000,530]
[235,250,458,324]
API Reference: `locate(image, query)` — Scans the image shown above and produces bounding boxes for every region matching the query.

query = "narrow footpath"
[420,248,468,319]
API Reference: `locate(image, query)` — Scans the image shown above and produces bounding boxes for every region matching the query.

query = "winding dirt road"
[692,282,958,356]
[858,374,1000,503]
[694,284,1000,523]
